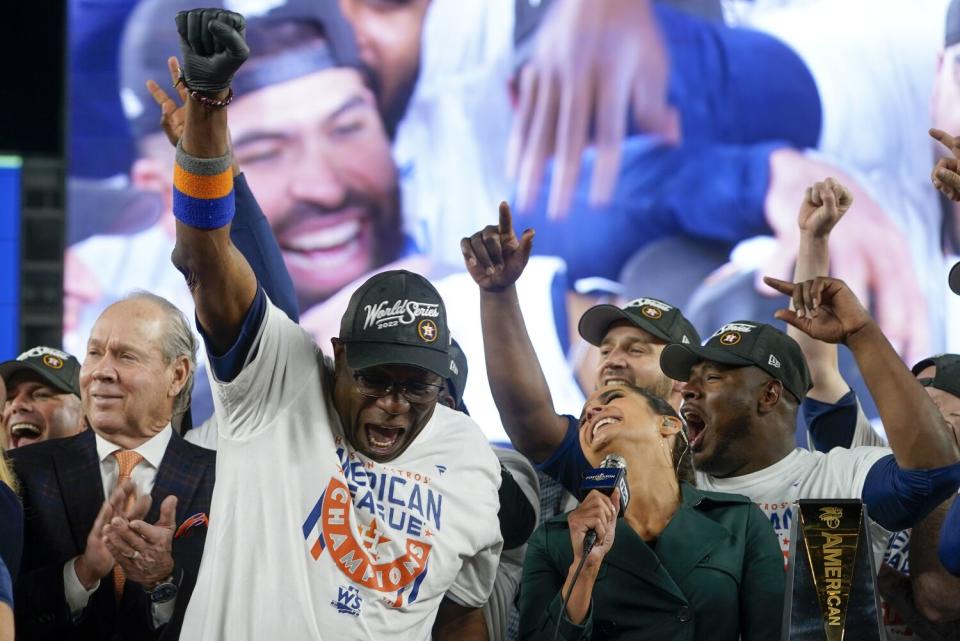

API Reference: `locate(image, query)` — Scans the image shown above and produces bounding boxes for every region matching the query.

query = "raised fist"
[175,8,249,93]
[797,177,852,239]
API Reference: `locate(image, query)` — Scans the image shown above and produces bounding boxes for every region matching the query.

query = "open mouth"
[9,422,42,449]
[681,409,707,452]
[600,371,633,387]
[364,424,406,457]
[281,216,368,271]
[590,416,621,444]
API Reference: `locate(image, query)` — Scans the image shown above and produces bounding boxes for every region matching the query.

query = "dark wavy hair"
[624,385,696,487]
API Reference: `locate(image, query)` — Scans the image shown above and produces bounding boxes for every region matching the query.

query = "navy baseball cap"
[339,270,451,378]
[579,297,700,347]
[0,346,82,397]
[660,321,812,401]
[912,354,960,399]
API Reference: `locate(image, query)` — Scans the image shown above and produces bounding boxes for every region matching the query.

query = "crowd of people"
[3,0,960,640]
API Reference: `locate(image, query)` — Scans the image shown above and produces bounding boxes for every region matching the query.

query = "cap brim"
[911,357,937,377]
[659,343,754,382]
[0,360,78,396]
[344,342,450,379]
[578,305,671,346]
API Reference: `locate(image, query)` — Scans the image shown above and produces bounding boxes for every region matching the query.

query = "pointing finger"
[930,127,958,151]
[762,276,796,297]
[498,201,517,244]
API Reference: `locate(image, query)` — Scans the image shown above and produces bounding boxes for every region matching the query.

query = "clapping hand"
[102,481,177,590]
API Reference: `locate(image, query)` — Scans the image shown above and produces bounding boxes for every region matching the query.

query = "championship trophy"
[781,499,885,641]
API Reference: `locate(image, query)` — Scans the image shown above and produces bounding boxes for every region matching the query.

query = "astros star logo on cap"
[418,319,438,343]
[720,332,741,346]
[42,354,64,369]
[641,306,662,320]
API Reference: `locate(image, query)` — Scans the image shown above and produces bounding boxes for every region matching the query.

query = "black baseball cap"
[0,346,82,397]
[120,0,361,140]
[912,354,960,399]
[447,338,469,409]
[578,297,700,347]
[660,321,812,401]
[339,270,451,378]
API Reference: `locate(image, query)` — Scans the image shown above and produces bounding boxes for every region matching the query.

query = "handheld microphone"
[950,261,960,296]
[579,454,629,555]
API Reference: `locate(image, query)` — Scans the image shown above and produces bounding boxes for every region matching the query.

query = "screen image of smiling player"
[170,9,501,641]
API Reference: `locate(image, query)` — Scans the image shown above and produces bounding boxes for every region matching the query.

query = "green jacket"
[518,483,784,641]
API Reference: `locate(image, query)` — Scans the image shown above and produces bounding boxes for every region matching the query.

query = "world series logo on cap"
[417,319,438,343]
[719,331,741,346]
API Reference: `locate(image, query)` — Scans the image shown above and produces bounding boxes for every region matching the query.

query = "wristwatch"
[147,570,181,604]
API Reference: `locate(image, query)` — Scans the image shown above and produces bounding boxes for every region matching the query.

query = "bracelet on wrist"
[176,72,233,109]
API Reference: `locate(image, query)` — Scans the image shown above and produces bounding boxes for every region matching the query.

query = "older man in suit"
[10,291,214,641]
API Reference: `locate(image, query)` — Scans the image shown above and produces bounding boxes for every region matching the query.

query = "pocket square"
[175,512,209,539]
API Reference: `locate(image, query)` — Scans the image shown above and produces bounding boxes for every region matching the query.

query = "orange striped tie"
[112,450,143,598]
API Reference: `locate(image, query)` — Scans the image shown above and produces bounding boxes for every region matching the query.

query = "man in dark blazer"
[11,292,214,641]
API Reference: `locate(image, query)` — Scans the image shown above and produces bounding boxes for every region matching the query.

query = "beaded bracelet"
[188,87,234,109]
[176,73,234,109]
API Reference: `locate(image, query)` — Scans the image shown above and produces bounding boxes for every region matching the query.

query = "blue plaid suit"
[11,427,214,641]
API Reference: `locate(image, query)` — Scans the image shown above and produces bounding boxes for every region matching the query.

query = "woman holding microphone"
[519,384,784,641]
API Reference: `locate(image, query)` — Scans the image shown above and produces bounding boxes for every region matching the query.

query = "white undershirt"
[62,425,176,627]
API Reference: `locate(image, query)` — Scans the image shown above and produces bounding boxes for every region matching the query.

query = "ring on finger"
[123,550,141,560]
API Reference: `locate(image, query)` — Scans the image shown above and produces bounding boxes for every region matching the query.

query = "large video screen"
[66,0,957,441]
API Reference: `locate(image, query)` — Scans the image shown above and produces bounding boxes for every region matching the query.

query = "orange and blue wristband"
[173,140,235,229]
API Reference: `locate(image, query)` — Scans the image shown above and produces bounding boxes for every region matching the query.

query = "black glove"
[174,8,249,93]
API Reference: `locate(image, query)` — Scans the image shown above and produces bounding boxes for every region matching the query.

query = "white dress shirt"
[63,425,176,627]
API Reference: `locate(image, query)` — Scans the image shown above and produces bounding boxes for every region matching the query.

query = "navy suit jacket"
[11,428,214,641]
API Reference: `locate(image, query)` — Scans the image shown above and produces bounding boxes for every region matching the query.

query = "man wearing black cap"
[171,10,500,639]
[655,277,960,570]
[0,347,84,450]
[460,203,698,497]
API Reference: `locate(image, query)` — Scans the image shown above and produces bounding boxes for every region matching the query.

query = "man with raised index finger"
[169,9,501,640]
